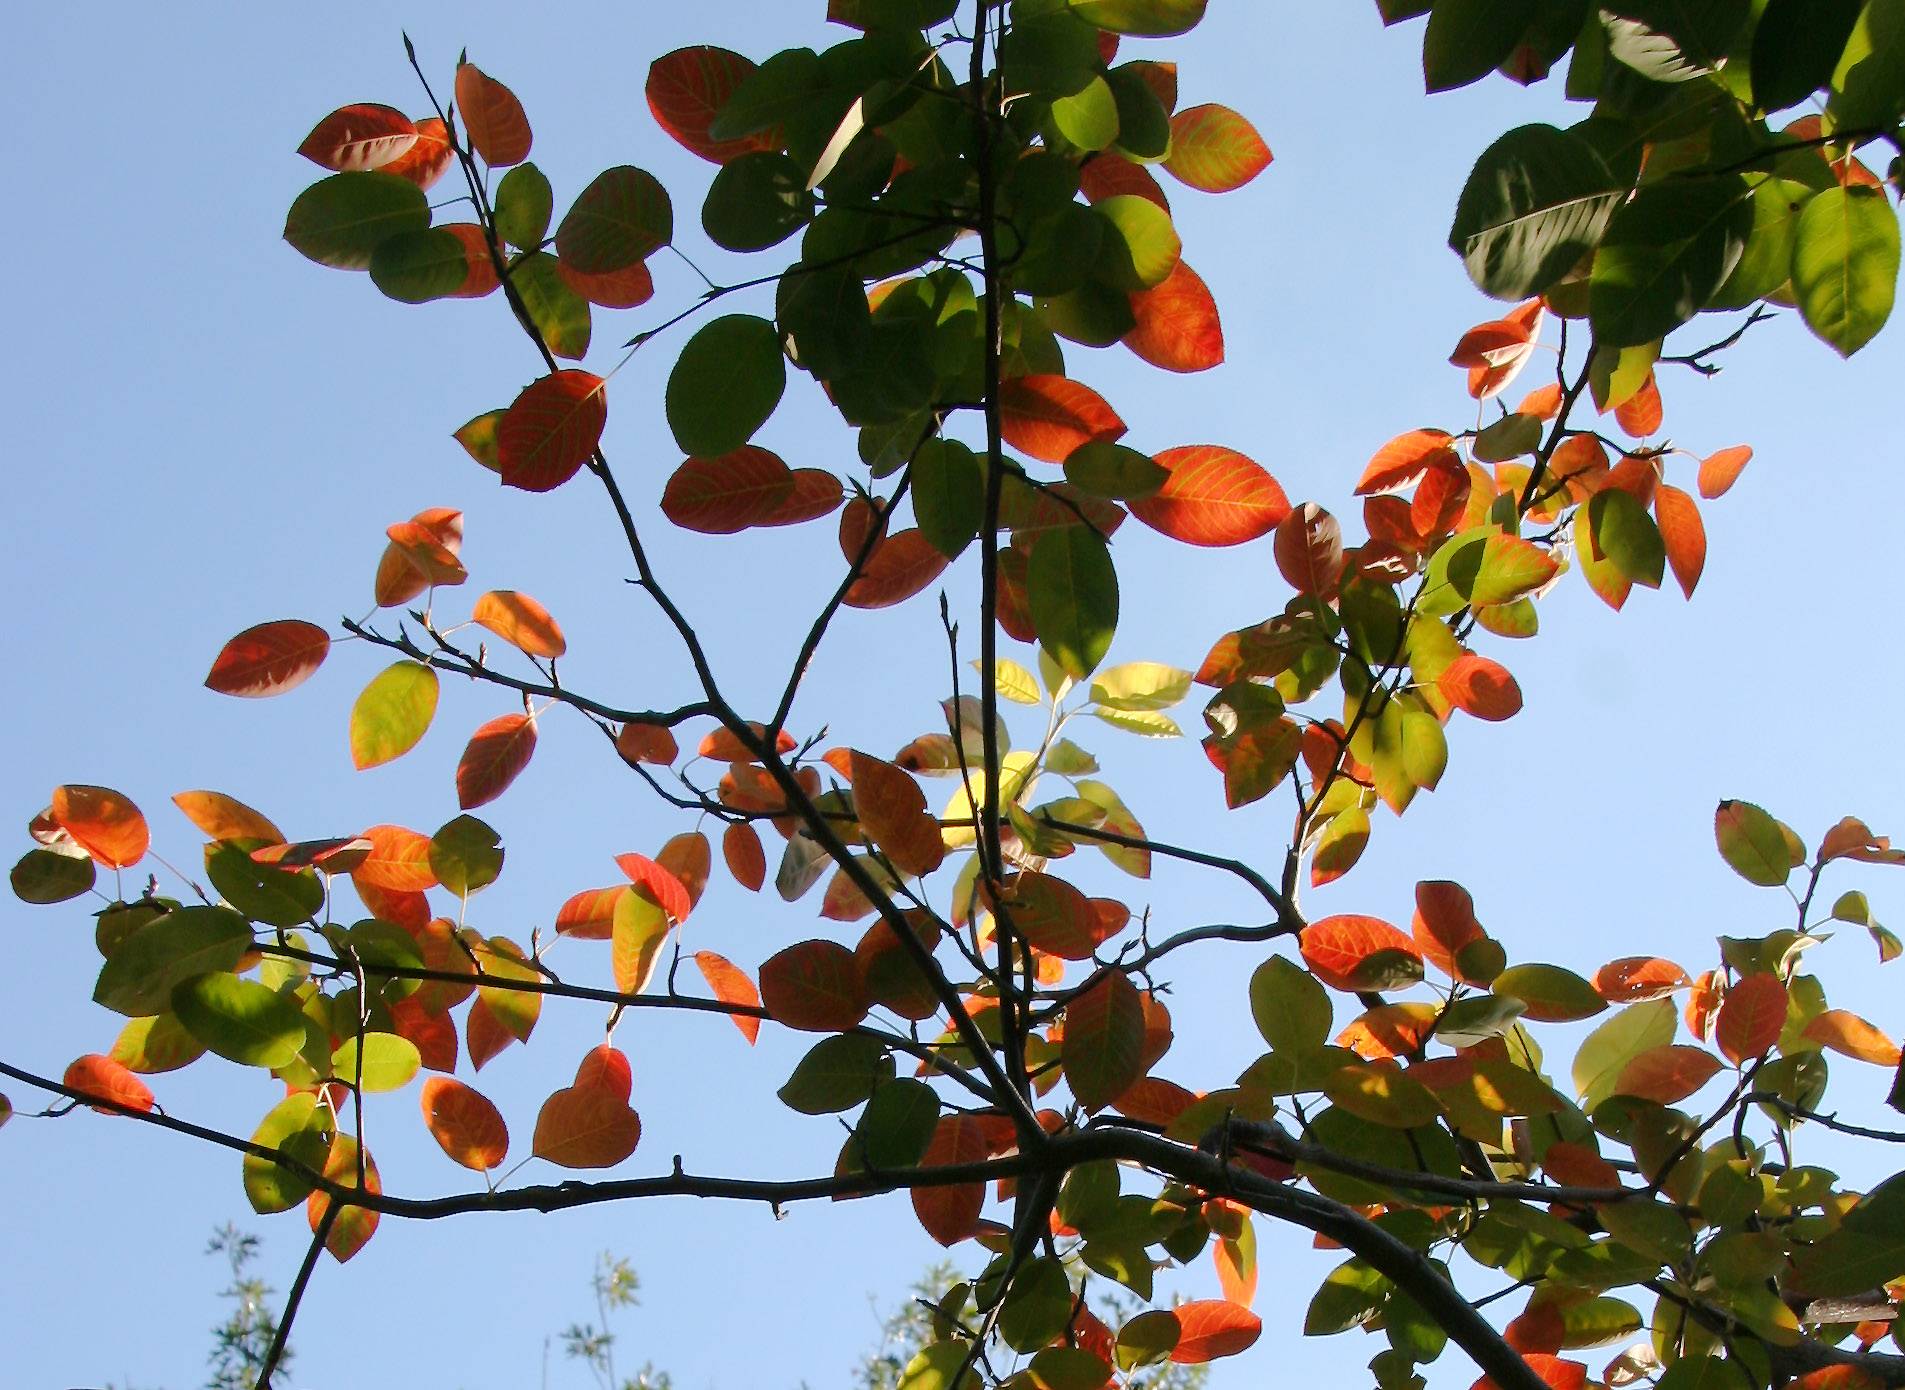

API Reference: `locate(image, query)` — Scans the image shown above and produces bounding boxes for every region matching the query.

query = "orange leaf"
[615,721,679,766]
[1503,1301,1566,1355]
[1132,445,1289,546]
[1301,915,1424,992]
[374,506,465,608]
[645,46,776,165]
[998,375,1126,463]
[63,1053,154,1113]
[352,823,439,892]
[204,619,330,698]
[1163,104,1272,193]
[657,831,711,912]
[172,790,284,844]
[1274,502,1344,599]
[556,886,626,941]
[844,530,949,609]
[389,995,458,1071]
[52,785,149,869]
[297,103,418,172]
[1788,1367,1886,1389]
[1686,969,1723,1042]
[455,62,532,166]
[1411,882,1485,981]
[1593,956,1689,1003]
[1518,382,1564,419]
[759,940,869,1032]
[497,370,607,493]
[380,115,453,191]
[1357,430,1461,496]
[471,591,566,659]
[308,1136,381,1262]
[661,447,797,533]
[1168,1301,1262,1363]
[693,950,762,1044]
[1698,445,1752,499]
[557,257,655,309]
[419,1077,508,1171]
[615,851,693,924]
[1080,151,1171,210]
[532,1046,642,1169]
[755,468,844,526]
[1654,483,1706,598]
[356,880,430,933]
[849,751,945,878]
[1125,260,1223,373]
[384,519,468,588]
[698,722,798,763]
[1804,1010,1902,1066]
[1541,1140,1621,1189]
[995,871,1107,961]
[1616,1044,1722,1104]
[1716,972,1786,1065]
[1470,1354,1586,1390]
[1438,654,1523,721]
[1111,1076,1199,1126]
[912,1114,994,1245]
[722,822,766,892]
[465,994,515,1070]
[1820,816,1905,864]
[1612,372,1662,437]
[456,713,538,810]
[1450,318,1533,370]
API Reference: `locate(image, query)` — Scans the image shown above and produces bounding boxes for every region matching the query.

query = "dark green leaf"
[1751,0,1864,111]
[1422,0,1535,93]
[428,814,504,898]
[911,438,983,559]
[556,166,673,274]
[94,906,252,1017]
[369,229,472,303]
[1028,524,1119,680]
[1588,175,1753,345]
[205,844,323,928]
[704,152,816,252]
[666,314,787,454]
[10,847,95,904]
[1449,124,1628,298]
[284,172,429,270]
[778,1034,893,1114]
[172,973,305,1069]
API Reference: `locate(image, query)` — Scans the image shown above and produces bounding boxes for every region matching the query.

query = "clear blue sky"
[3,4,1902,1388]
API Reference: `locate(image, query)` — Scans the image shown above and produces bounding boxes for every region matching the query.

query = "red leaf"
[555,886,626,941]
[380,116,453,191]
[1470,1354,1587,1390]
[1438,654,1523,722]
[645,47,777,165]
[352,823,439,892]
[849,752,945,878]
[63,1053,154,1114]
[1357,430,1460,496]
[532,1046,642,1169]
[52,785,149,869]
[614,851,693,924]
[455,62,532,166]
[389,996,457,1070]
[1715,972,1786,1065]
[465,995,515,1070]
[996,871,1106,961]
[661,447,797,533]
[419,1077,508,1171]
[1169,1301,1262,1363]
[1698,445,1752,499]
[755,468,844,526]
[308,1136,381,1262]
[1541,1140,1621,1189]
[297,103,417,172]
[1301,915,1424,992]
[1654,483,1706,598]
[1686,970,1723,1042]
[694,950,762,1044]
[1110,1077,1199,1126]
[557,257,655,309]
[1503,1301,1566,1355]
[1080,152,1171,211]
[844,530,949,609]
[205,619,331,698]
[456,713,538,809]
[1615,1045,1722,1104]
[759,940,869,1032]
[1125,260,1224,373]
[498,370,607,493]
[1132,446,1288,546]
[1062,971,1147,1110]
[723,822,767,892]
[1164,105,1272,193]
[1593,956,1689,1003]
[999,375,1126,463]
[912,1114,997,1245]
[1273,502,1344,599]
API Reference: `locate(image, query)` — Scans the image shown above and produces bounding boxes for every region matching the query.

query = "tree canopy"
[7,3,1905,1389]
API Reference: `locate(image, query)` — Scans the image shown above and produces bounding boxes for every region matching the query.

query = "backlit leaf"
[1169,1301,1261,1363]
[283,172,428,269]
[1063,969,1146,1108]
[556,166,673,274]
[646,47,777,165]
[172,973,304,1069]
[1069,0,1208,37]
[1716,972,1786,1064]
[456,713,538,809]
[1804,1010,1902,1066]
[348,661,439,770]
[380,115,453,190]
[51,784,148,869]
[205,620,330,698]
[1614,1044,1721,1104]
[297,103,417,172]
[1698,445,1752,499]
[455,62,532,166]
[1029,524,1119,680]
[1654,483,1706,598]
[1792,185,1900,356]
[1164,105,1271,193]
[171,791,283,845]
[666,315,786,456]
[999,375,1126,463]
[62,1053,154,1114]
[1132,446,1289,546]
[1448,124,1626,300]
[533,1046,642,1169]
[497,370,608,493]
[722,823,767,892]
[694,951,762,1044]
[419,1076,509,1171]
[1714,800,1796,887]
[1438,653,1522,721]
[661,447,797,533]
[1124,260,1223,372]
[472,590,567,659]
[1301,916,1424,992]
[760,939,869,1032]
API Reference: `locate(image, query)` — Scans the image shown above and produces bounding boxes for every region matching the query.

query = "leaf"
[1594,956,1690,1003]
[1094,194,1183,289]
[1131,445,1289,546]
[93,906,254,1018]
[456,713,538,809]
[1792,185,1900,355]
[1448,124,1627,299]
[611,888,672,995]
[556,166,673,273]
[1250,955,1333,1054]
[1068,0,1208,36]
[662,447,798,533]
[1715,800,1796,887]
[497,370,608,493]
[1124,260,1224,372]
[1029,525,1119,680]
[1164,105,1271,192]
[369,228,480,303]
[693,951,762,1044]
[62,1053,154,1114]
[666,314,786,456]
[353,824,439,892]
[760,940,869,1032]
[849,752,946,878]
[419,1076,509,1171]
[1804,1010,1903,1066]
[51,784,148,868]
[1169,1301,1261,1363]
[1493,964,1608,1023]
[1063,970,1146,1109]
[171,791,284,844]
[646,46,777,165]
[283,172,429,270]
[455,62,532,166]
[846,530,950,609]
[513,252,592,358]
[558,257,655,309]
[1716,971,1787,1064]
[429,814,503,898]
[348,661,439,770]
[1588,176,1754,347]
[1438,653,1523,721]
[297,103,418,172]
[1358,429,1460,495]
[1301,916,1425,992]
[205,620,330,697]
[532,1046,642,1169]
[172,973,304,1069]
[330,1033,420,1093]
[999,375,1126,463]
[721,823,767,893]
[381,115,454,190]
[1654,483,1706,598]
[243,1093,332,1212]
[306,1134,381,1262]
[1614,1044,1722,1104]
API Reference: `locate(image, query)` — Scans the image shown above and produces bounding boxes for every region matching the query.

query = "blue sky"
[3,3,1903,1388]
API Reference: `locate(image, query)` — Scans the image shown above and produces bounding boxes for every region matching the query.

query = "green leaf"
[369,229,473,304]
[330,1032,421,1092]
[897,1343,978,1390]
[1093,194,1182,290]
[1588,176,1753,346]
[349,661,439,770]
[1586,489,1666,587]
[1092,707,1182,737]
[1068,0,1208,36]
[1107,64,1171,161]
[11,846,95,904]
[205,843,324,928]
[704,152,815,252]
[911,438,983,560]
[284,172,429,270]
[1422,0,1536,93]
[855,1077,938,1168]
[1052,75,1121,153]
[428,814,504,898]
[1250,955,1333,1057]
[555,165,673,274]
[1064,441,1168,500]
[1708,177,1811,311]
[1028,525,1119,680]
[1115,1309,1181,1368]
[1305,1258,1387,1335]
[242,1092,333,1214]
[998,1257,1075,1354]
[1827,0,1905,131]
[94,906,253,1017]
[172,973,306,1069]
[510,251,592,359]
[1751,0,1865,111]
[777,263,872,379]
[494,162,554,251]
[1714,799,1797,887]
[1493,963,1609,1023]
[974,657,1043,705]
[1572,998,1677,1110]
[1792,185,1900,356]
[1449,124,1628,299]
[777,1034,893,1114]
[666,314,787,455]
[1089,662,1192,711]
